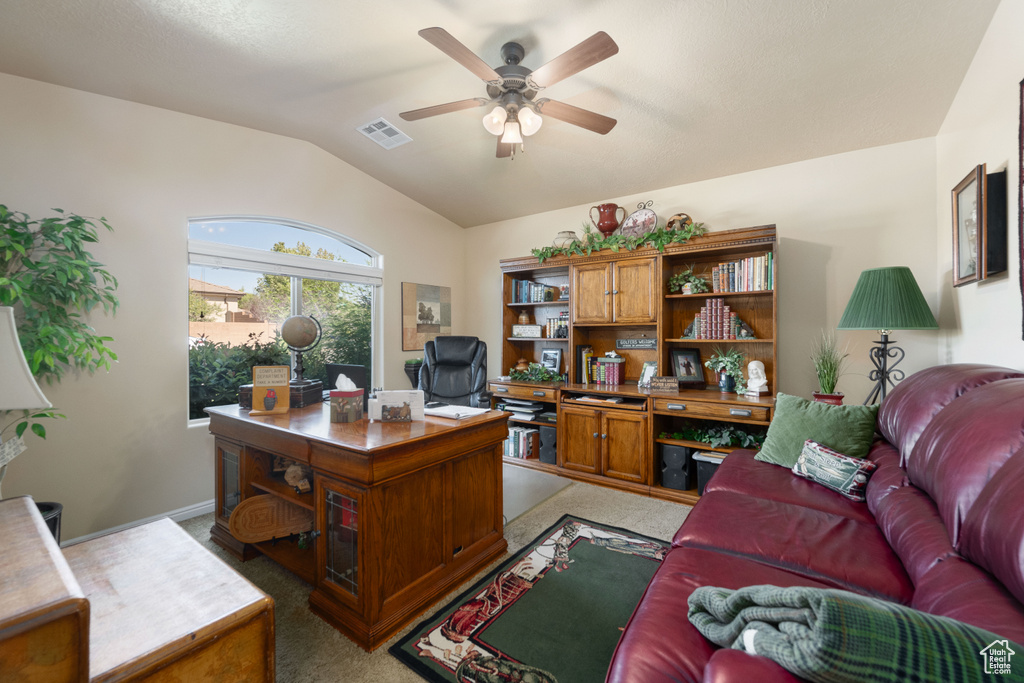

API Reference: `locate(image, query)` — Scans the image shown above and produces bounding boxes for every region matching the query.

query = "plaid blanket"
[687,585,1023,683]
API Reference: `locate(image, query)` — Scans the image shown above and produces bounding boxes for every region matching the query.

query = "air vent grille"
[357,118,412,149]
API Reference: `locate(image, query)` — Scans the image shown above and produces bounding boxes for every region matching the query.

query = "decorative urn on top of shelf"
[589,203,625,237]
[518,310,531,325]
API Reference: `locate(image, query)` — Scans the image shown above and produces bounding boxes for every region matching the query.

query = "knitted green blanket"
[687,585,1023,683]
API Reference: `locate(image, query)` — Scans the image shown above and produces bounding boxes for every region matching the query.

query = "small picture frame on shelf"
[637,361,658,388]
[540,348,562,373]
[670,348,706,389]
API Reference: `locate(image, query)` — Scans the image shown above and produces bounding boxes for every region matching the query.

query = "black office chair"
[326,363,369,406]
[418,336,490,408]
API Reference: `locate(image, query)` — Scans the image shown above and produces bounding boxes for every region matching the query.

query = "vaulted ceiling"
[0,0,1000,227]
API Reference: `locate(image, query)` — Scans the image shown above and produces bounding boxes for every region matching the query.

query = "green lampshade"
[837,267,938,331]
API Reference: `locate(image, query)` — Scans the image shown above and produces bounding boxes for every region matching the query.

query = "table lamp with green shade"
[0,306,53,497]
[837,266,938,404]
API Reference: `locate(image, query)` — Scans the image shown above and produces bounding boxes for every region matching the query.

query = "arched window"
[187,216,382,420]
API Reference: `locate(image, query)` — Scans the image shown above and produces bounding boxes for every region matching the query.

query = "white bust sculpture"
[746,360,768,395]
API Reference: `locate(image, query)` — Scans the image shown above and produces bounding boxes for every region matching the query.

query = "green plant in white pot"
[0,205,119,498]
[810,330,849,405]
[705,347,746,394]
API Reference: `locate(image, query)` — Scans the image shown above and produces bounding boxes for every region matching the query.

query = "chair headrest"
[433,336,481,364]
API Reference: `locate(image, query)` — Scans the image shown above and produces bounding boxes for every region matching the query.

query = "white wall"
[0,73,466,539]
[465,139,941,402]
[935,0,1024,366]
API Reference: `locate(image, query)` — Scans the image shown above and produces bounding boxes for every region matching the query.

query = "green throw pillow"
[755,393,878,468]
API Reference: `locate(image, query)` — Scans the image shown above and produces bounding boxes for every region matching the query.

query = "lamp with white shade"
[0,306,53,497]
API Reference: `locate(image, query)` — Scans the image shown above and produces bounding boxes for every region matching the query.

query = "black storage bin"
[693,452,725,496]
[660,444,695,490]
[538,425,557,465]
[36,501,63,543]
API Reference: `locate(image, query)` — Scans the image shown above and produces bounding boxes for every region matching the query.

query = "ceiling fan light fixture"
[500,120,523,145]
[482,106,507,136]
[519,107,542,136]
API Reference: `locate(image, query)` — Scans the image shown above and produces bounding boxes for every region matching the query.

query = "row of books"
[545,311,569,338]
[695,297,738,340]
[504,427,539,459]
[511,279,570,304]
[710,253,773,293]
[578,346,626,385]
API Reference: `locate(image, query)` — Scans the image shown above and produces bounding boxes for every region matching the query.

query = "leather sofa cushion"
[702,649,803,683]
[864,442,908,515]
[959,448,1024,604]
[871,483,956,582]
[907,379,1024,546]
[702,450,876,524]
[911,555,1024,644]
[672,491,914,603]
[877,363,1024,467]
[607,548,834,683]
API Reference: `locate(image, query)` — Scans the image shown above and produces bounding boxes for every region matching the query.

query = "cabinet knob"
[309,530,322,540]
[612,290,619,294]
[730,409,752,417]
[604,290,610,295]
[601,433,608,439]
[667,403,686,411]
[593,432,599,438]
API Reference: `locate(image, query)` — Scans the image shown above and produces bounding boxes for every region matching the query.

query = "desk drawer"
[489,383,557,402]
[653,398,770,423]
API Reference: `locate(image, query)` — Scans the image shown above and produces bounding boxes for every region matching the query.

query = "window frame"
[187,215,383,422]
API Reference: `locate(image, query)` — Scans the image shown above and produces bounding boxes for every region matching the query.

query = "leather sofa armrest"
[702,649,804,683]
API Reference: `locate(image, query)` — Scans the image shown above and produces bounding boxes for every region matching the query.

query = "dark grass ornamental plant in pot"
[811,330,849,405]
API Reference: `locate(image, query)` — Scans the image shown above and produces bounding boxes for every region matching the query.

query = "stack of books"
[593,356,625,385]
[545,311,569,338]
[710,253,774,293]
[694,297,738,340]
[512,280,562,303]
[504,427,539,459]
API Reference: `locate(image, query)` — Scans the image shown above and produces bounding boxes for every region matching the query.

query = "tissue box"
[330,389,363,423]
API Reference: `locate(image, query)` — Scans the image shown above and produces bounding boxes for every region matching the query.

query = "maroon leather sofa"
[607,363,1024,682]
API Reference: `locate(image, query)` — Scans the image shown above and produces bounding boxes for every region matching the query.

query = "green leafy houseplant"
[810,330,849,395]
[0,205,120,440]
[659,424,766,449]
[667,265,709,294]
[705,346,747,394]
[509,362,562,383]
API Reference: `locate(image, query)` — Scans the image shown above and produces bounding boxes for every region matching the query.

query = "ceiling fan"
[399,28,619,159]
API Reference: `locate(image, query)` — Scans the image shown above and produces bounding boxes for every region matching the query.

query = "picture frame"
[402,282,452,350]
[951,165,986,287]
[670,348,705,389]
[637,361,658,388]
[540,348,562,373]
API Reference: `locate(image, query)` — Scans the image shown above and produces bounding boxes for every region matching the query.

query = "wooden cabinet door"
[612,257,657,323]
[573,262,612,323]
[214,438,243,528]
[315,475,363,613]
[601,410,649,484]
[560,406,600,474]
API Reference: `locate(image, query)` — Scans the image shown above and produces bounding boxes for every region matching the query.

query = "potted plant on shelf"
[810,330,849,405]
[404,357,423,388]
[509,362,562,383]
[705,347,746,394]
[667,266,710,295]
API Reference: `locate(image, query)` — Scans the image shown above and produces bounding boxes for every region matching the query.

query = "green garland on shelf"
[508,363,562,382]
[532,221,708,263]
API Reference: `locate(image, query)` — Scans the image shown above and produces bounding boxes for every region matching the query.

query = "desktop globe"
[281,315,320,351]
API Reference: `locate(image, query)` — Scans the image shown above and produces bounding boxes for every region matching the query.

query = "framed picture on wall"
[951,165,986,287]
[670,348,705,389]
[540,348,562,373]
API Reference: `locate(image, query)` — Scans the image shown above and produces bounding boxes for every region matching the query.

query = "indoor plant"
[810,330,849,405]
[404,357,423,388]
[667,265,709,294]
[509,362,562,383]
[705,347,746,394]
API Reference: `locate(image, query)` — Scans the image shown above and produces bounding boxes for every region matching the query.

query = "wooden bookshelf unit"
[493,225,778,503]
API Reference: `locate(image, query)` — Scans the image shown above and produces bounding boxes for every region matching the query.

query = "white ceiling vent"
[357,117,412,149]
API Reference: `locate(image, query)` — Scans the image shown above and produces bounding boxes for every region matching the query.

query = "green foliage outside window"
[188,332,289,419]
[188,291,224,321]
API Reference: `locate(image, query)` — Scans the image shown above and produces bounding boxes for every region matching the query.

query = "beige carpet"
[178,479,690,682]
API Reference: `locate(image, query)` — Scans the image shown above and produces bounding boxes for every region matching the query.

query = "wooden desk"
[206,403,509,651]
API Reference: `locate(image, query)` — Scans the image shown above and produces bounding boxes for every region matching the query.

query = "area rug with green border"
[389,514,669,683]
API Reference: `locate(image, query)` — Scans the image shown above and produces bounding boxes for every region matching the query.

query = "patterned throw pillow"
[792,439,877,501]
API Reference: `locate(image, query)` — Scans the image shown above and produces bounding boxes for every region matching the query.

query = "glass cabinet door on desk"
[316,476,363,611]
[215,438,243,527]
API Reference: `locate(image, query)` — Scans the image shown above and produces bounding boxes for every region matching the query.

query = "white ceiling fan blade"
[400,99,486,121]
